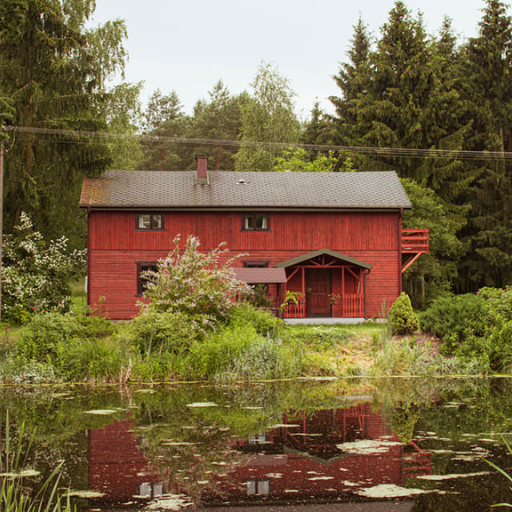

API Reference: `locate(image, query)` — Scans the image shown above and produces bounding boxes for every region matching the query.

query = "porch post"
[302,267,306,318]
[342,266,345,317]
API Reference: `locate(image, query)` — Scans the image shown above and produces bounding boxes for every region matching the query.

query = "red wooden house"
[80,158,428,320]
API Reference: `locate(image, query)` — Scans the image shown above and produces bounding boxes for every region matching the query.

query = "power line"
[4,125,512,161]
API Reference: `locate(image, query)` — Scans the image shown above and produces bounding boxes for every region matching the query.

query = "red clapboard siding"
[90,211,399,252]
[88,210,402,319]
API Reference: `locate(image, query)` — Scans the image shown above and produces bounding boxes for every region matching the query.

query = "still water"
[2,378,512,511]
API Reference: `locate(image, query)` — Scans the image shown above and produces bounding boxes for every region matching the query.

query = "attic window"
[242,214,269,231]
[136,213,164,231]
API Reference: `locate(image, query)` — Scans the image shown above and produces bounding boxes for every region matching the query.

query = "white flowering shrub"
[2,213,86,323]
[142,235,252,329]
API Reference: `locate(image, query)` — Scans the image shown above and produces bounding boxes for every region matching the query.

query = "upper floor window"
[136,213,164,231]
[243,214,269,231]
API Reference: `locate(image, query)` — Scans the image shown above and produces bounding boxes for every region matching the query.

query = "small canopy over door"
[276,249,372,319]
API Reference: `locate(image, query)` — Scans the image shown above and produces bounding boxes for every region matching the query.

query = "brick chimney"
[196,155,209,185]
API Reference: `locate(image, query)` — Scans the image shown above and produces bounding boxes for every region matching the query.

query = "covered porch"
[276,249,372,320]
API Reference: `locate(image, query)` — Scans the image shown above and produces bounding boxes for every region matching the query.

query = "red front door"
[307,268,332,317]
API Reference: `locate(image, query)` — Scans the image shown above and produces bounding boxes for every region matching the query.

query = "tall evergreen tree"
[0,0,129,247]
[331,3,468,183]
[188,81,245,171]
[456,0,512,289]
[139,90,191,170]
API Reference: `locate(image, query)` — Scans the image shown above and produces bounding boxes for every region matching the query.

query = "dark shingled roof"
[232,267,287,284]
[80,170,411,210]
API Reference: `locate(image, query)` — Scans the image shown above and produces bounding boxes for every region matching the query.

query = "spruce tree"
[139,90,191,170]
[0,0,129,248]
[457,0,512,288]
[188,81,245,171]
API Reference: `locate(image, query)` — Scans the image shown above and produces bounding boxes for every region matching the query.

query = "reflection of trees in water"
[5,378,512,510]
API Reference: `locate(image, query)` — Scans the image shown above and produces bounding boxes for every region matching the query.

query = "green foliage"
[188,81,245,171]
[224,303,284,337]
[142,235,252,328]
[235,62,300,172]
[273,148,338,173]
[401,179,467,308]
[419,294,487,350]
[389,292,419,335]
[186,323,289,381]
[242,284,274,309]
[2,213,86,323]
[280,290,303,312]
[456,0,512,290]
[65,336,129,383]
[420,287,512,372]
[128,311,200,356]
[0,412,73,512]
[139,89,191,170]
[1,0,131,248]
[14,311,117,376]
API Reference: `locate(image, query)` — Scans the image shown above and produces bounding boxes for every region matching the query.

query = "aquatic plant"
[483,437,512,508]
[0,412,72,512]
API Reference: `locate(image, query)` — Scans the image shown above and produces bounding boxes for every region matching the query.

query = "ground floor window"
[246,479,270,496]
[136,261,158,296]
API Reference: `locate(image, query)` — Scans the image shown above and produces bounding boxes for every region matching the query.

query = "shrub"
[15,313,84,366]
[128,311,200,356]
[389,293,419,336]
[186,325,263,379]
[65,337,130,383]
[14,312,117,376]
[419,294,487,345]
[225,304,284,337]
[142,235,252,327]
[2,213,85,323]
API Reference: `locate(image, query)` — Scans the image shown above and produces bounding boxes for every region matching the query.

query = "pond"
[2,377,512,511]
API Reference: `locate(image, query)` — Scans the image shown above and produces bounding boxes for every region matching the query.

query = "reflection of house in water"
[87,404,431,506]
[88,418,165,501]
[215,403,432,504]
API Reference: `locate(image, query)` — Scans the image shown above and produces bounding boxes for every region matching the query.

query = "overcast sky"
[89,0,488,119]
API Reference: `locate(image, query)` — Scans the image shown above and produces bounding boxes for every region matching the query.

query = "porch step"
[284,318,366,325]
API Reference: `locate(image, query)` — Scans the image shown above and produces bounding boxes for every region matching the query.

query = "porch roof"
[232,267,287,284]
[275,249,372,270]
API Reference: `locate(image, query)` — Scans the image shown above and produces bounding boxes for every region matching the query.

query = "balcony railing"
[401,229,429,253]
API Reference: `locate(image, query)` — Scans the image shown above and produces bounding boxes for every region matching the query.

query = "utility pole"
[0,137,3,321]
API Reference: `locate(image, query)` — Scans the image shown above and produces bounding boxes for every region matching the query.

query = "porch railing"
[341,294,364,317]
[283,296,306,318]
[283,294,364,319]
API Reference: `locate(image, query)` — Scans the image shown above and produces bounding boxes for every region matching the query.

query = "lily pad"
[83,409,117,415]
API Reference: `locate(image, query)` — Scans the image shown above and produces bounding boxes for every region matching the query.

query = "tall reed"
[0,412,72,512]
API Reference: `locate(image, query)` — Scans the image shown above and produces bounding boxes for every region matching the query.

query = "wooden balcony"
[401,229,429,273]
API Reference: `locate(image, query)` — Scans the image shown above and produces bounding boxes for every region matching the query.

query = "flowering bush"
[141,235,252,329]
[2,213,86,323]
